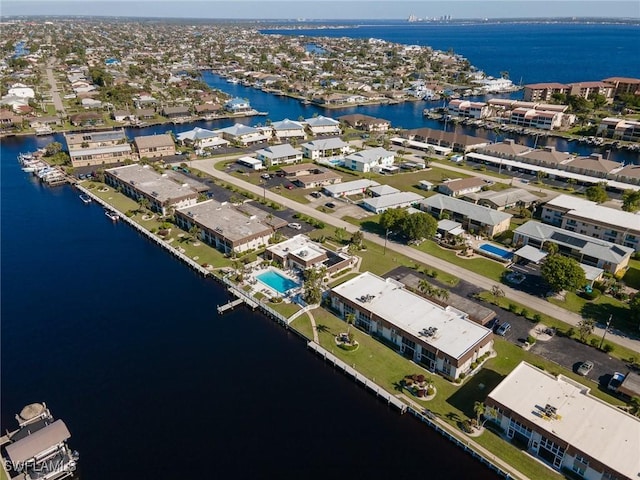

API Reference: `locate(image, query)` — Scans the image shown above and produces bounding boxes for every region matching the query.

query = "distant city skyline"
[2,1,639,20]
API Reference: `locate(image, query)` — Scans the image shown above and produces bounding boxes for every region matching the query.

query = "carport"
[513,245,548,264]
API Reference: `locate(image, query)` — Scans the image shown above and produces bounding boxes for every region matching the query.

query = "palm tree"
[437,288,450,302]
[345,313,356,336]
[418,279,434,297]
[474,401,486,425]
[189,224,201,242]
[491,285,505,299]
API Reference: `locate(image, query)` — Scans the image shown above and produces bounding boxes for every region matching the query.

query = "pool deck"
[245,265,303,301]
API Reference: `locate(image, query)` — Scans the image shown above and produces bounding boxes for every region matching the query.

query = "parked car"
[577,361,594,376]
[496,322,511,336]
[287,222,302,230]
[260,173,271,179]
[286,184,294,190]
[608,372,625,391]
[325,202,336,209]
[310,191,321,198]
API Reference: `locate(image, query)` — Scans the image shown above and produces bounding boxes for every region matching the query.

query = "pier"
[217,298,244,313]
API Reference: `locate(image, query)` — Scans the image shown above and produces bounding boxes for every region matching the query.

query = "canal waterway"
[1,135,499,478]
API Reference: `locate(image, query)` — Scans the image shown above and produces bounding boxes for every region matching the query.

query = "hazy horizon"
[2,1,639,20]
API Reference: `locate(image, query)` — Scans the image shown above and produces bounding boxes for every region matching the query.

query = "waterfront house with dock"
[105,164,200,215]
[174,199,276,254]
[65,129,134,167]
[329,272,493,380]
[486,362,640,480]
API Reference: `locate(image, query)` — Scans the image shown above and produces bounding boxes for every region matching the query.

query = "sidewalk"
[190,158,640,354]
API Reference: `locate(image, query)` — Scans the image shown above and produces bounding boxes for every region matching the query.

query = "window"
[572,454,588,476]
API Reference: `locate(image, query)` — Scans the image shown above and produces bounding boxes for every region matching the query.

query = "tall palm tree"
[474,401,486,425]
[345,313,356,335]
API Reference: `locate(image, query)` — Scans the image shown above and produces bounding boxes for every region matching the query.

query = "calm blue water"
[263,22,640,84]
[479,243,514,260]
[257,270,300,294]
[0,135,498,479]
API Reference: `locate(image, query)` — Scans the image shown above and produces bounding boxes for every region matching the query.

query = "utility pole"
[384,228,390,255]
[599,314,613,350]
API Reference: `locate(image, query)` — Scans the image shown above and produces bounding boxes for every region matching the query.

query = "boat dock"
[217,298,244,313]
[217,285,259,314]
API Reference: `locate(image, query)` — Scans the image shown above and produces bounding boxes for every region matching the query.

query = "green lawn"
[548,291,632,334]
[623,259,640,290]
[414,240,508,282]
[430,160,513,180]
[268,301,301,318]
[293,308,616,480]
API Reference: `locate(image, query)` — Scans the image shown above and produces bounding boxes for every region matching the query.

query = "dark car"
[310,191,322,198]
[325,202,336,208]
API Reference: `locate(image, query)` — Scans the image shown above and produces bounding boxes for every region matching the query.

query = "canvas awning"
[6,420,70,464]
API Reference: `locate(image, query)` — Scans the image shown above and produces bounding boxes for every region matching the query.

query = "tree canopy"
[585,185,608,203]
[622,190,640,213]
[540,254,586,292]
[379,209,437,242]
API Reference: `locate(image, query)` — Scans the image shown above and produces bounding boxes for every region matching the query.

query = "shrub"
[520,308,530,319]
[470,361,478,370]
[532,313,542,323]
[526,335,537,345]
[428,270,438,279]
[461,420,474,433]
[590,338,599,347]
[566,327,576,338]
[603,343,615,353]
[416,374,425,383]
[508,303,518,312]
[458,372,466,380]
[580,288,601,300]
[426,386,435,396]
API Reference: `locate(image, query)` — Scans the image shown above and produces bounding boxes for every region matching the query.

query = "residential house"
[162,106,191,120]
[464,188,540,211]
[344,147,395,173]
[105,164,200,215]
[304,115,341,135]
[597,117,640,142]
[338,114,391,132]
[177,127,229,152]
[418,194,512,238]
[224,97,252,114]
[513,221,633,274]
[65,129,133,167]
[265,234,353,275]
[270,119,306,140]
[69,112,104,127]
[134,133,176,159]
[361,191,424,214]
[540,194,640,251]
[329,272,494,381]
[112,110,132,122]
[255,144,303,167]
[438,177,487,197]
[447,100,490,119]
[486,362,640,480]
[323,179,380,198]
[217,123,268,146]
[301,137,351,161]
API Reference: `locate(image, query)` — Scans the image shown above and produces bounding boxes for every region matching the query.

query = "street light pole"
[599,314,613,350]
[384,228,390,255]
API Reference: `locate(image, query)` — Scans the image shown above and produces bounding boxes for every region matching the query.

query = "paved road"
[45,58,65,114]
[190,157,640,354]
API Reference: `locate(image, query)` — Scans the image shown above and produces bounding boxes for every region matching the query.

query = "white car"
[261,173,271,179]
[287,222,302,230]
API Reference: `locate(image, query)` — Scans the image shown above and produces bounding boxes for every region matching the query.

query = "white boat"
[104,209,119,221]
[35,126,53,136]
[79,194,92,204]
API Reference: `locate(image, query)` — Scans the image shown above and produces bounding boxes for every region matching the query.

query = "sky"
[2,1,639,20]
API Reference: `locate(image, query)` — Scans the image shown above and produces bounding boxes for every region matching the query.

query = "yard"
[290,307,629,480]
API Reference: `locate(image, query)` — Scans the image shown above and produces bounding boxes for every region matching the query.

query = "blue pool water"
[257,270,300,294]
[479,243,513,261]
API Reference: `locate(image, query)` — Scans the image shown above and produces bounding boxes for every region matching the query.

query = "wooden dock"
[217,298,244,314]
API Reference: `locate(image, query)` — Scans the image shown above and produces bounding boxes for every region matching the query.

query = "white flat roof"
[390,137,453,154]
[546,194,640,232]
[323,179,380,195]
[267,234,326,263]
[332,272,492,360]
[489,362,640,479]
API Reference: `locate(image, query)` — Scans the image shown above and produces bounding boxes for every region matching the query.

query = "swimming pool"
[256,270,300,294]
[478,243,513,261]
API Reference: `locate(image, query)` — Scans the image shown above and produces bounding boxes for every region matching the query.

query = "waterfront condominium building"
[303,115,341,136]
[329,272,493,380]
[486,362,640,480]
[174,199,275,254]
[105,164,200,215]
[540,194,640,252]
[64,129,134,167]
